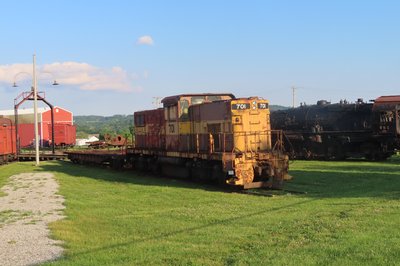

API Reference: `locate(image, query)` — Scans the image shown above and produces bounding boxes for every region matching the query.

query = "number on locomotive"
[258,103,268,109]
[232,103,250,110]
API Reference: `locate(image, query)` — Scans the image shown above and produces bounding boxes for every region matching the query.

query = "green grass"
[0,158,399,265]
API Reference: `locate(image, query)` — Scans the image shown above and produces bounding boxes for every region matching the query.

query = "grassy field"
[0,158,399,265]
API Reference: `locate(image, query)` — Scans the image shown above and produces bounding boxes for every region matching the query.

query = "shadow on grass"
[36,160,400,200]
[36,161,229,193]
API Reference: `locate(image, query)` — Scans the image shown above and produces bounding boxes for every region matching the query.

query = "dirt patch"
[0,172,65,266]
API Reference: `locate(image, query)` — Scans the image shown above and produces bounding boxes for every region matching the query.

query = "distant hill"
[269,105,290,111]
[74,115,133,139]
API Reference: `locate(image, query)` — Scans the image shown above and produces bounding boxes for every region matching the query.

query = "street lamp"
[12,54,59,166]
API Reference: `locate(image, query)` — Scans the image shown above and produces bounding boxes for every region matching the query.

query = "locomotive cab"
[373,96,400,136]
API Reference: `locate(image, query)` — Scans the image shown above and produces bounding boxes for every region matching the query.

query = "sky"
[0,0,399,115]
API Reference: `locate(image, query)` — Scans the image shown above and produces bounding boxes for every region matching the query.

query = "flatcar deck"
[18,152,68,161]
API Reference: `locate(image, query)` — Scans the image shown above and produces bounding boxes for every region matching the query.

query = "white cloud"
[0,62,143,92]
[137,35,154,46]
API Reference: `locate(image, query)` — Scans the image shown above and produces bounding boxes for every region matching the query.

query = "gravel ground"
[0,172,65,266]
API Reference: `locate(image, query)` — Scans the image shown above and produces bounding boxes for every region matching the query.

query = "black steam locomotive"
[271,96,400,160]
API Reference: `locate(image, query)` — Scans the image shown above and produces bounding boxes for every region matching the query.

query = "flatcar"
[0,118,17,164]
[271,96,400,160]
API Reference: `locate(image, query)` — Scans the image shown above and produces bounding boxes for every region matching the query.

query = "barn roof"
[0,106,72,116]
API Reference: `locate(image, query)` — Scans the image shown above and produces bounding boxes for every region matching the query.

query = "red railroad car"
[0,118,17,164]
[49,124,77,146]
[18,123,50,147]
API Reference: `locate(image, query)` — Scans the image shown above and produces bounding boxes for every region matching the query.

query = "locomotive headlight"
[252,101,257,109]
[228,170,235,176]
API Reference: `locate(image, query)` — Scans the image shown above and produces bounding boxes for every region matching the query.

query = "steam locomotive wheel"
[363,143,385,161]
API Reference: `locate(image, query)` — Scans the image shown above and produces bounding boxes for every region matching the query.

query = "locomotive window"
[168,106,177,121]
[179,100,189,120]
[135,115,145,126]
[208,96,221,102]
[191,96,205,105]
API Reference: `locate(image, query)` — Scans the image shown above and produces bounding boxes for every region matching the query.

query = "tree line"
[74,115,134,140]
[74,105,288,140]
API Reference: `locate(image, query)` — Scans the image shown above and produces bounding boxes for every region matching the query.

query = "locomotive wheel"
[162,164,191,179]
[150,161,161,174]
[333,146,346,161]
[365,150,386,161]
[191,165,210,182]
[211,164,226,185]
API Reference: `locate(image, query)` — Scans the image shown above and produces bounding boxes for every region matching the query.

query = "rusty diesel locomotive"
[68,93,291,188]
[0,118,17,164]
[128,93,291,189]
[271,96,400,160]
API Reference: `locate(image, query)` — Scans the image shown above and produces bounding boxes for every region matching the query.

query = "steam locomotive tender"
[128,93,290,189]
[271,96,400,160]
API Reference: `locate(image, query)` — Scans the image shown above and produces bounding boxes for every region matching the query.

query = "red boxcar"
[49,124,77,146]
[0,118,17,164]
[18,123,50,147]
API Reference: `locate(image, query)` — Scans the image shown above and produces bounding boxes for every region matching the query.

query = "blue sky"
[0,0,399,115]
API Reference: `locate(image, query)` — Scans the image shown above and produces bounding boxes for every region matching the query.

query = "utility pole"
[292,86,297,108]
[33,54,40,166]
[152,96,162,108]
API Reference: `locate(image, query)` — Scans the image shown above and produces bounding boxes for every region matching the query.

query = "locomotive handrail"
[134,129,286,154]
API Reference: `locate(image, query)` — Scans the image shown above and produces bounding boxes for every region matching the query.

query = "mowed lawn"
[0,158,399,265]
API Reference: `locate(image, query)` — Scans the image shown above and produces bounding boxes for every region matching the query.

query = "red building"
[0,106,76,147]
